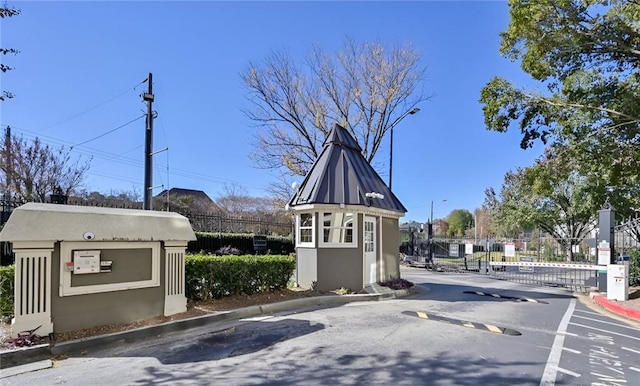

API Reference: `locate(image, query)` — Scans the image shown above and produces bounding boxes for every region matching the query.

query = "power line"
[4,124,272,192]
[36,79,147,133]
[71,114,145,148]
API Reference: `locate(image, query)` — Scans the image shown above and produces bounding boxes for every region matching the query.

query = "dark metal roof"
[289,123,407,213]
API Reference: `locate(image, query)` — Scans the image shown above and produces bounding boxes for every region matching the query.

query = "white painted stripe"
[568,322,640,342]
[573,314,640,331]
[556,367,580,377]
[629,367,640,373]
[239,315,274,322]
[562,347,581,354]
[540,298,576,386]
[559,331,578,337]
[622,347,640,355]
[589,372,627,382]
[475,291,484,296]
[573,309,601,316]
[491,294,501,298]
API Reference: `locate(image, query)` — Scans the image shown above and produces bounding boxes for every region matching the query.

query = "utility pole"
[4,126,10,195]
[2,126,11,223]
[142,73,154,210]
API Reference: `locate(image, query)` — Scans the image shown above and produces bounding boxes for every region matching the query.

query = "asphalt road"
[3,268,639,385]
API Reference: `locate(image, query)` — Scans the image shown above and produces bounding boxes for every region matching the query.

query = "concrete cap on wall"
[0,203,197,242]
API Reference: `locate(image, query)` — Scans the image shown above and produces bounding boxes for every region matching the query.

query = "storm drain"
[402,311,522,336]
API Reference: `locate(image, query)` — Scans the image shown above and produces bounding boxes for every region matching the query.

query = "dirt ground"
[0,288,333,350]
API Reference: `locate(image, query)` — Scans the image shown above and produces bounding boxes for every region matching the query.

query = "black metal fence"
[402,235,612,293]
[0,198,294,265]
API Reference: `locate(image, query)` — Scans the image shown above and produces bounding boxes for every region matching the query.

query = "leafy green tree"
[242,38,428,177]
[487,153,600,261]
[480,0,640,214]
[446,209,473,237]
[524,151,600,260]
[1,5,20,101]
[483,170,535,238]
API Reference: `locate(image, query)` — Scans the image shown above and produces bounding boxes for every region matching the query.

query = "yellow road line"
[463,322,475,328]
[417,311,428,319]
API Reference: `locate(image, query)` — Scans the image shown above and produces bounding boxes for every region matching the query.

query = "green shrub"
[0,265,14,318]
[630,248,639,286]
[185,254,295,300]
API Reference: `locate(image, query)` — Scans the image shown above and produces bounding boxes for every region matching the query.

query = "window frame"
[296,212,315,247]
[319,211,358,248]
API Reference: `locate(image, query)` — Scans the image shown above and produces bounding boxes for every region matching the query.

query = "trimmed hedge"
[0,265,14,318]
[188,232,294,255]
[185,254,296,300]
[630,248,639,286]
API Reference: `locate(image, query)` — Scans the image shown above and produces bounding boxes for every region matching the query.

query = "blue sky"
[1,0,544,223]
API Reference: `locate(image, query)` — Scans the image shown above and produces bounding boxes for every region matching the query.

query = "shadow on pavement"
[408,281,575,304]
[131,348,542,386]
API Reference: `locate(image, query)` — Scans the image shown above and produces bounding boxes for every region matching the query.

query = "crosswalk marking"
[556,366,581,377]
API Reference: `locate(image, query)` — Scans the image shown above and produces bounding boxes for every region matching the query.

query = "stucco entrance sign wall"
[0,203,196,336]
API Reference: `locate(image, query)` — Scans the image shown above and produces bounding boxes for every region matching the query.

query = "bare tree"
[242,38,429,177]
[216,182,274,215]
[1,134,91,202]
[1,5,20,101]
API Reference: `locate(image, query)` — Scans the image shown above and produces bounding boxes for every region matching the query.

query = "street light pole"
[430,199,447,231]
[389,107,420,190]
[429,199,446,261]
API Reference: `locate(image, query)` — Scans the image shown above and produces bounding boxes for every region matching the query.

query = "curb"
[0,343,50,371]
[0,287,414,369]
[591,294,640,322]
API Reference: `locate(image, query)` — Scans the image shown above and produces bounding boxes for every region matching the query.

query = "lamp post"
[430,199,447,224]
[389,107,420,190]
[429,199,446,261]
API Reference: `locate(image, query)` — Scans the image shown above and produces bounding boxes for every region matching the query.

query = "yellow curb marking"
[485,324,502,333]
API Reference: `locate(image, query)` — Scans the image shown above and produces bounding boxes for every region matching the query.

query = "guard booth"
[0,203,196,336]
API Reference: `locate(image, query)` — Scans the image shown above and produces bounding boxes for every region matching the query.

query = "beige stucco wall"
[51,243,165,333]
[316,247,363,291]
[293,213,363,291]
[296,248,318,289]
[381,216,401,281]
[294,211,404,291]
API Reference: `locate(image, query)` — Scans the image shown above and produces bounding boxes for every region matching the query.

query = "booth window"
[297,213,315,246]
[321,212,356,247]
